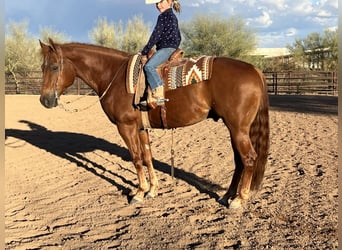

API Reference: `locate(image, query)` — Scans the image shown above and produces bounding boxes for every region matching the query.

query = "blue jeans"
[143,48,176,90]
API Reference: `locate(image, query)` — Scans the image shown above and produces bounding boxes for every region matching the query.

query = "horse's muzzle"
[40,93,58,108]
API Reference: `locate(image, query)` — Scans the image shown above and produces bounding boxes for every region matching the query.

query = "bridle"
[43,46,64,102]
[55,47,64,100]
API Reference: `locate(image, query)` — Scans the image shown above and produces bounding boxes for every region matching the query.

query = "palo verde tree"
[89,17,122,48]
[5,20,42,93]
[5,21,41,74]
[5,21,70,75]
[180,14,257,59]
[89,15,150,53]
[121,15,150,53]
[39,26,70,45]
[5,20,70,93]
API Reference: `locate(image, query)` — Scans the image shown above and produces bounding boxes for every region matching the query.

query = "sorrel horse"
[39,38,269,208]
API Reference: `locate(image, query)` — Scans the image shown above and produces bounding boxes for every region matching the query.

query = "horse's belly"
[167,107,209,128]
[149,99,210,129]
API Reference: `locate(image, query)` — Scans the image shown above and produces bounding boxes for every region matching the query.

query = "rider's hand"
[141,55,148,64]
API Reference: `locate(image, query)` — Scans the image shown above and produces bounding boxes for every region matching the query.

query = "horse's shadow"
[6,120,221,203]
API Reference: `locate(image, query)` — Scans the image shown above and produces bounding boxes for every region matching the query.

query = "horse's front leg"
[117,123,149,204]
[139,129,158,198]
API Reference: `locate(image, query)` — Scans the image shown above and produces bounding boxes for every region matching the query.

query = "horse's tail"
[250,68,270,191]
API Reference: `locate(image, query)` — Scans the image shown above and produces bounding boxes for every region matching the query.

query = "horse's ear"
[39,39,51,54]
[48,38,57,52]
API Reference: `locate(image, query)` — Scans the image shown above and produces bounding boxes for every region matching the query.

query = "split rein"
[54,47,128,113]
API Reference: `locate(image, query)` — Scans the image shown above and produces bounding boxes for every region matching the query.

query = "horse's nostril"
[40,95,56,109]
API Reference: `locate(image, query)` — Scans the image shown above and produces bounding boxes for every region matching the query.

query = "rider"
[141,0,181,108]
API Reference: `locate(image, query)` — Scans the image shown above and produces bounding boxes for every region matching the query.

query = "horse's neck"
[64,45,128,95]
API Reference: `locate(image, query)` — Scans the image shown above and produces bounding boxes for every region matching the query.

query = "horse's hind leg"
[221,127,257,209]
[218,143,243,206]
[231,129,257,208]
[139,129,158,198]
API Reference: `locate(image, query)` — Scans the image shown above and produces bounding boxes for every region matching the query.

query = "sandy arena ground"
[5,94,338,249]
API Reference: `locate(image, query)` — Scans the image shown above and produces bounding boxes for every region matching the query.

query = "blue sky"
[5,0,338,48]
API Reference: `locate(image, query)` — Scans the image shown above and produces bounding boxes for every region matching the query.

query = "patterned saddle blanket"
[126,52,215,95]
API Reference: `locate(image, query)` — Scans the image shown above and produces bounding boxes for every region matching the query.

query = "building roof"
[250,48,290,58]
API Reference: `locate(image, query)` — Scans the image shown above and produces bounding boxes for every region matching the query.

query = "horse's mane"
[60,42,132,58]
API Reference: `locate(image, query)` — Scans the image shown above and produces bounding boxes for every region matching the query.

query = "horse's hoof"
[145,191,156,199]
[229,198,242,209]
[129,189,138,196]
[129,197,143,205]
[218,197,229,207]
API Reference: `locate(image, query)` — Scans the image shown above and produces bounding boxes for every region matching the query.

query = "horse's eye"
[50,65,59,72]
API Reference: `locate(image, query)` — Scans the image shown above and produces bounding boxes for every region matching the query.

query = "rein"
[98,59,128,101]
[55,47,128,113]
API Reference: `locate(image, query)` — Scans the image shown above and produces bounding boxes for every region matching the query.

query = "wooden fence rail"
[5,71,96,95]
[263,71,338,95]
[5,70,338,96]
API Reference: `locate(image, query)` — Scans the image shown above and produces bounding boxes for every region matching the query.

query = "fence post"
[274,72,278,95]
[333,71,337,95]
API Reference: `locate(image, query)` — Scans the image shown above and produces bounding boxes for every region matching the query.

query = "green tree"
[181,14,257,59]
[323,29,338,70]
[286,38,307,69]
[248,56,285,72]
[305,32,326,69]
[287,29,337,70]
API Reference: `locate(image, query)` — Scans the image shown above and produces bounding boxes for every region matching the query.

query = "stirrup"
[155,97,169,105]
[147,97,169,109]
[139,85,168,109]
[139,98,168,107]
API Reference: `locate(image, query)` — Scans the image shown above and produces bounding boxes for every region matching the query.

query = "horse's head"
[39,38,76,108]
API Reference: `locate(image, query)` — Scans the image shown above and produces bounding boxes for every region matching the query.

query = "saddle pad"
[167,56,215,90]
[126,54,215,94]
[126,54,143,94]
